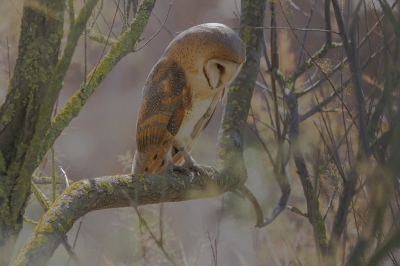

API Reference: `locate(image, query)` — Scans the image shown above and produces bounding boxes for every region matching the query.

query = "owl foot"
[182,160,215,181]
[165,160,193,181]
[168,164,193,179]
[167,161,213,182]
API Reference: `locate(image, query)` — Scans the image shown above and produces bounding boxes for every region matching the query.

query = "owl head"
[165,23,246,90]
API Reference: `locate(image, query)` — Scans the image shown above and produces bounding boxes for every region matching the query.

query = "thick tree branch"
[13,170,239,266]
[0,1,66,262]
[216,0,267,227]
[267,2,329,255]
[217,0,266,175]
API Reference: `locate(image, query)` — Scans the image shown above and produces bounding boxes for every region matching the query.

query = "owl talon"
[184,161,214,179]
[167,161,213,182]
[169,164,194,181]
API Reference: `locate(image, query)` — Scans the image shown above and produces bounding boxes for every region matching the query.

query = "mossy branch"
[38,0,156,164]
[287,42,342,86]
[13,170,240,266]
[285,88,328,255]
[30,181,83,265]
[86,27,118,45]
[9,0,99,234]
[0,1,67,262]
[217,0,266,180]
[216,0,271,228]
[267,65,328,255]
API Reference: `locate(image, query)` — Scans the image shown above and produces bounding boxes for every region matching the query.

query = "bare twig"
[6,36,10,82]
[132,204,178,266]
[207,231,217,266]
[136,1,174,52]
[287,206,308,218]
[59,166,70,187]
[238,26,340,34]
[300,36,395,121]
[32,176,72,185]
[51,147,56,202]
[86,28,118,45]
[87,0,121,87]
[323,190,336,222]
[7,0,22,17]
[152,11,176,38]
[295,0,318,71]
[325,0,332,45]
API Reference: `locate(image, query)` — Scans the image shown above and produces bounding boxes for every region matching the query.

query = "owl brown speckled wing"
[134,60,193,173]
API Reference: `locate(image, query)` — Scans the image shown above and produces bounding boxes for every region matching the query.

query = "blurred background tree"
[0,0,399,265]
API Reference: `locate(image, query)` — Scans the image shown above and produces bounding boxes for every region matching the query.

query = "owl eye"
[216,63,224,74]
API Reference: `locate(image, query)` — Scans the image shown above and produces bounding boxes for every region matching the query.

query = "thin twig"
[7,0,22,17]
[122,190,178,266]
[66,216,85,266]
[23,216,38,226]
[86,0,121,87]
[236,26,340,34]
[207,231,217,266]
[136,1,173,51]
[214,195,225,266]
[323,190,336,221]
[325,0,332,45]
[6,36,11,82]
[32,176,72,185]
[300,36,395,121]
[295,0,318,71]
[51,147,56,202]
[287,206,308,218]
[59,166,70,187]
[152,11,176,38]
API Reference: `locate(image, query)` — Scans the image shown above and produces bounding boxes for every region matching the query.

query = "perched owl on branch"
[132,23,245,176]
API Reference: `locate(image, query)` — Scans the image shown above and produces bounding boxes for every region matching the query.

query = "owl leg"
[165,146,194,180]
[177,145,215,179]
[164,145,190,173]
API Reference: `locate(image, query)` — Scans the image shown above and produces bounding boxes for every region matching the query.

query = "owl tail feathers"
[132,151,142,174]
[132,149,166,174]
[132,150,148,174]
[133,141,190,174]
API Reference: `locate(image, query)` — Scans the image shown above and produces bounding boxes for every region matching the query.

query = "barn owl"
[132,23,245,176]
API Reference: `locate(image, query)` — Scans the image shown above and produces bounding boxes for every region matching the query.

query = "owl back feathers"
[134,60,192,173]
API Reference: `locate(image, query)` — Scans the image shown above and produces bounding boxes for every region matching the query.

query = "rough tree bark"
[0,1,66,263]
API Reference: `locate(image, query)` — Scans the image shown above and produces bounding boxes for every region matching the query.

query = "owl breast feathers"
[133,23,246,174]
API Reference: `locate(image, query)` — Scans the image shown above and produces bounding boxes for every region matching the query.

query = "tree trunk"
[0,0,65,263]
